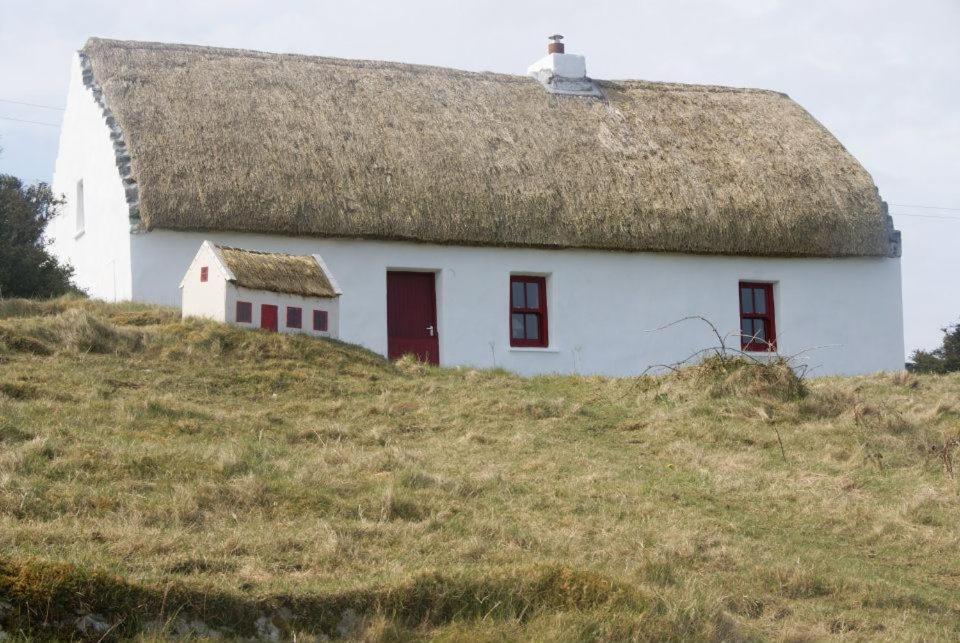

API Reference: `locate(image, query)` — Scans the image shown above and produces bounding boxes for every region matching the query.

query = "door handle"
[427,325,435,337]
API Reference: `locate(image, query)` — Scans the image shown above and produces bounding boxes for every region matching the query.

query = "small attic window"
[200,266,209,282]
[75,179,85,235]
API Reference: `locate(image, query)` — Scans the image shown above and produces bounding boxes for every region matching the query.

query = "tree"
[909,321,960,374]
[0,173,77,298]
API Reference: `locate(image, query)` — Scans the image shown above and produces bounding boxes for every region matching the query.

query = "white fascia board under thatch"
[312,254,342,296]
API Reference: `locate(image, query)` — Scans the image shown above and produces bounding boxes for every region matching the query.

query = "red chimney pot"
[547,34,565,54]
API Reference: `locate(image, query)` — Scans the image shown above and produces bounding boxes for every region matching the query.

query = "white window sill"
[74,229,85,240]
[508,346,561,354]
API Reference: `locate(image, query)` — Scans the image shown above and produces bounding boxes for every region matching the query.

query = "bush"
[0,175,77,298]
[909,321,960,373]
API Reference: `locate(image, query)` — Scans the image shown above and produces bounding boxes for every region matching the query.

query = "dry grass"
[1,298,958,640]
[216,244,337,298]
[81,38,893,258]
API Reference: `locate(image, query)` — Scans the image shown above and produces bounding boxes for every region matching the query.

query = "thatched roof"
[80,38,897,258]
[213,244,338,298]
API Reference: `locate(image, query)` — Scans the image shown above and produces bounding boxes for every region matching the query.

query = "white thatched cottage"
[49,36,904,376]
[180,241,340,337]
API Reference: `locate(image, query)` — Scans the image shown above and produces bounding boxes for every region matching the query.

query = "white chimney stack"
[527,35,601,98]
[527,34,587,79]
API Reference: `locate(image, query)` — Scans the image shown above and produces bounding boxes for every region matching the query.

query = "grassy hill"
[0,298,958,640]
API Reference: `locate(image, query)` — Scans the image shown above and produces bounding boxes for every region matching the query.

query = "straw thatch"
[215,245,336,298]
[81,38,895,258]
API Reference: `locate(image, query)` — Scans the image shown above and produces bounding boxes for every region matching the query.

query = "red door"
[387,271,439,364]
[261,304,278,332]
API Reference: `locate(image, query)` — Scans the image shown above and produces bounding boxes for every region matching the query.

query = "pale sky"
[1,0,957,357]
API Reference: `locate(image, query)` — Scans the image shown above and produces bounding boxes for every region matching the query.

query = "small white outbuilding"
[180,241,341,337]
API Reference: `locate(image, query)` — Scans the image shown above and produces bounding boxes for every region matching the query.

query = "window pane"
[313,309,328,331]
[511,314,525,339]
[525,314,539,340]
[754,288,767,314]
[511,281,526,309]
[237,301,252,323]
[287,306,302,328]
[741,318,753,339]
[526,282,540,310]
[754,319,766,342]
[740,287,753,314]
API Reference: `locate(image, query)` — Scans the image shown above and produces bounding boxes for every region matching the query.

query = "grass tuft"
[0,557,644,639]
[690,355,807,401]
[0,309,144,355]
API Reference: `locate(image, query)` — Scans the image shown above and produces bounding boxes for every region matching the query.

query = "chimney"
[547,34,565,54]
[527,34,602,98]
[527,34,586,80]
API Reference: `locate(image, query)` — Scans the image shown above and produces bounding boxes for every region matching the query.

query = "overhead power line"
[890,203,960,212]
[0,115,60,127]
[0,98,64,111]
[891,212,960,221]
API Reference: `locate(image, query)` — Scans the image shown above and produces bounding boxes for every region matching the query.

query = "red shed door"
[261,304,278,332]
[387,271,439,365]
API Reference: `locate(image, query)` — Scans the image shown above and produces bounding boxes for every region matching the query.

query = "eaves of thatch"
[80,38,899,258]
[213,244,339,298]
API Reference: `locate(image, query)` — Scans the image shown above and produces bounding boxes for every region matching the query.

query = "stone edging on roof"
[78,48,142,232]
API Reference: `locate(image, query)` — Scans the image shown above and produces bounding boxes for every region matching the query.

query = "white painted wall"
[180,243,228,322]
[48,54,132,301]
[224,286,340,338]
[131,230,905,377]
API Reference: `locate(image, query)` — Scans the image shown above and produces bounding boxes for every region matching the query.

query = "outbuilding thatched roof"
[81,38,897,258]
[214,244,338,298]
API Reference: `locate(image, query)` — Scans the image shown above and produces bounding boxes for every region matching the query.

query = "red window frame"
[739,282,776,351]
[313,309,328,332]
[200,266,208,282]
[236,301,252,323]
[286,306,302,329]
[509,275,548,348]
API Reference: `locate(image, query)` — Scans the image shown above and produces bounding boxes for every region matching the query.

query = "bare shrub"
[691,356,806,401]
[644,315,808,402]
